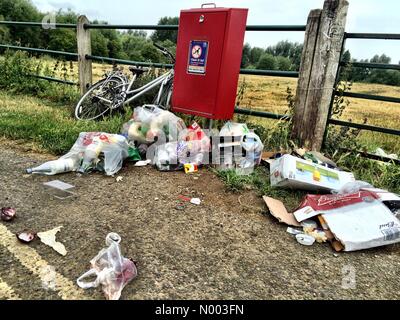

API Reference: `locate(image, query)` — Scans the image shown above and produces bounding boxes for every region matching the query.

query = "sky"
[31,0,400,64]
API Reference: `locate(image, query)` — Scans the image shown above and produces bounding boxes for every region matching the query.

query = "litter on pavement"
[16,230,37,244]
[264,185,400,252]
[37,226,67,256]
[77,233,137,300]
[43,180,75,199]
[1,207,16,222]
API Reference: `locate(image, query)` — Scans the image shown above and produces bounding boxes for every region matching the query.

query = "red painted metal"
[172,7,248,120]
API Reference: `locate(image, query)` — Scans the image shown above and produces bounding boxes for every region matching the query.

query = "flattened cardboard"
[263,196,301,227]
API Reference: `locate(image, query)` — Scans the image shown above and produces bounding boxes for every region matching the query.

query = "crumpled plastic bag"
[122,105,186,144]
[153,142,183,171]
[220,121,250,137]
[333,180,374,195]
[239,132,264,169]
[61,132,130,176]
[77,233,137,300]
[219,122,263,173]
[176,122,211,166]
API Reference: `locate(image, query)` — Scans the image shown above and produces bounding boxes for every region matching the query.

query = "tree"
[151,16,179,44]
[342,50,351,64]
[241,43,251,68]
[0,0,41,47]
[257,53,277,70]
[249,47,263,66]
[276,56,292,71]
[91,30,109,57]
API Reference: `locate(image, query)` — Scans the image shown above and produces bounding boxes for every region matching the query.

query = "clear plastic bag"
[220,122,250,137]
[153,142,183,171]
[77,233,137,300]
[62,132,130,176]
[239,132,264,169]
[27,133,130,176]
[122,105,186,144]
[176,122,210,166]
[333,180,374,195]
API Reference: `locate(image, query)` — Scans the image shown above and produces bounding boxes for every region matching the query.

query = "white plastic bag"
[220,122,250,137]
[77,233,137,300]
[239,132,264,169]
[122,105,186,144]
[333,180,374,194]
[153,142,183,171]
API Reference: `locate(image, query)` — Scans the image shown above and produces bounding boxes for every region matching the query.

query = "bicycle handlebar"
[153,43,176,64]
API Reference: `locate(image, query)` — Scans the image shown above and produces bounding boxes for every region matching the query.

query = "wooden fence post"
[291,9,322,142]
[77,15,92,95]
[291,0,349,151]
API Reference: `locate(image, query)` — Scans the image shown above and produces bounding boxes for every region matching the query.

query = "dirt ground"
[0,142,400,300]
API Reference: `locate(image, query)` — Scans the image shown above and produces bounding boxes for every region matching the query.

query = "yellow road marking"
[0,224,90,300]
[0,277,21,300]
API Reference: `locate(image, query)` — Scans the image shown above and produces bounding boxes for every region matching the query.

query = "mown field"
[91,62,400,154]
[236,75,400,155]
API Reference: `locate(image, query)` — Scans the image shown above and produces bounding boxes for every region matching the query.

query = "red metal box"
[172,6,248,120]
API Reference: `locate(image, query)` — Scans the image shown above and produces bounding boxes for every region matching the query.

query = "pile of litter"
[12,103,400,299]
[263,150,400,252]
[26,104,264,177]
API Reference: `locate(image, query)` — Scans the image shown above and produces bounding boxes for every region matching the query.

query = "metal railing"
[0,20,305,121]
[327,32,400,140]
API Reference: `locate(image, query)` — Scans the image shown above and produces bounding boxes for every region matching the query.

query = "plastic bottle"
[26,156,80,175]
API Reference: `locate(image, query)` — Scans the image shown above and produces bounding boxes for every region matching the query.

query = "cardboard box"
[270,154,355,192]
[292,190,400,251]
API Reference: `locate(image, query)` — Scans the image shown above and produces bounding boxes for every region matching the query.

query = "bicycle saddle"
[129,67,149,76]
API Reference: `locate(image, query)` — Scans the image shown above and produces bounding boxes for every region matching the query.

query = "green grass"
[0,90,127,155]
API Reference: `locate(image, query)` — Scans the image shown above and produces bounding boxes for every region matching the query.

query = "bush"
[0,50,79,104]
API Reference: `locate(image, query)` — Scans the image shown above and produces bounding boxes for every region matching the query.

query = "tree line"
[0,0,399,86]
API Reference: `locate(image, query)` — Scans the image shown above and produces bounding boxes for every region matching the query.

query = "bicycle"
[74,43,175,121]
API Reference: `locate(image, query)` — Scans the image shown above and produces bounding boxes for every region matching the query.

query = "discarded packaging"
[27,156,80,175]
[270,154,355,192]
[1,207,16,222]
[122,105,186,144]
[334,180,373,195]
[293,190,400,251]
[153,142,182,171]
[296,234,315,246]
[37,226,67,256]
[263,196,301,227]
[43,180,75,200]
[16,230,36,244]
[184,164,198,174]
[190,198,201,205]
[218,122,263,173]
[74,133,130,175]
[286,227,303,235]
[77,233,137,300]
[238,132,264,172]
[28,133,131,176]
[134,160,152,167]
[178,195,201,206]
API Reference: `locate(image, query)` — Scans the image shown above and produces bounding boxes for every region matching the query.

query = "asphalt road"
[0,144,400,300]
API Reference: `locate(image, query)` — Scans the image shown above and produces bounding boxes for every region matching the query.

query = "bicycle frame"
[124,69,174,105]
[94,69,174,106]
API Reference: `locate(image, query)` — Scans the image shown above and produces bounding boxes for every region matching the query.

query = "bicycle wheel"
[75,77,126,120]
[154,80,173,110]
